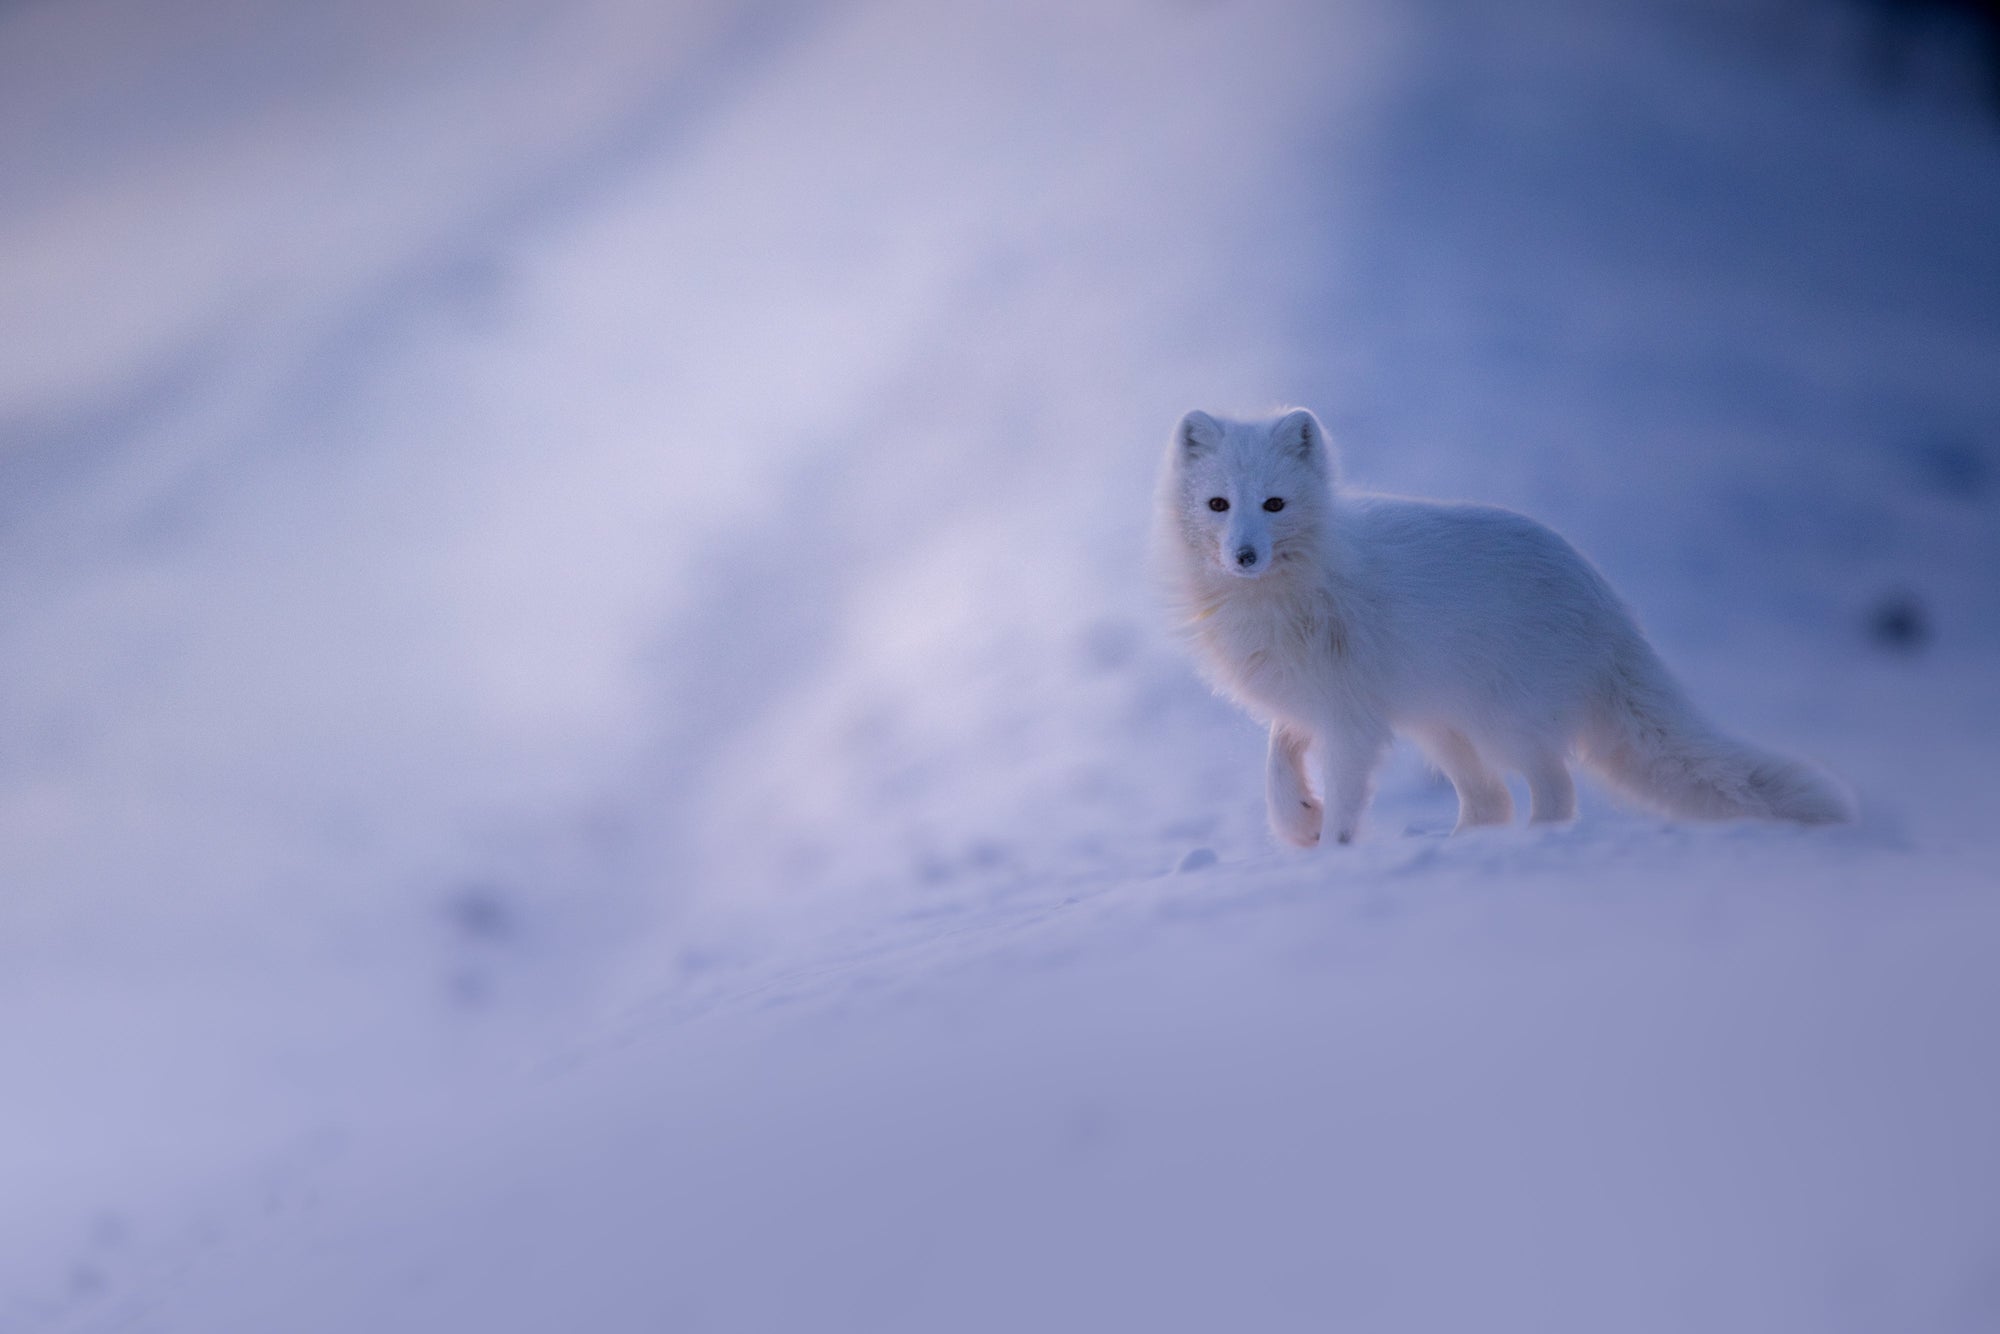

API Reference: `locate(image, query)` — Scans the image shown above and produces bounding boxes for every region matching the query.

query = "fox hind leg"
[1424,728,1514,831]
[1525,750,1577,824]
[1266,723,1322,848]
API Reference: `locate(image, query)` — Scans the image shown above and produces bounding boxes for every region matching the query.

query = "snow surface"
[3,0,1998,1330]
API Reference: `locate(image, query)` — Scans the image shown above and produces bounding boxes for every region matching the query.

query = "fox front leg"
[1266,723,1322,848]
[1318,719,1392,847]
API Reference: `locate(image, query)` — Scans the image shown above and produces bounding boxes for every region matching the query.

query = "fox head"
[1164,408,1333,580]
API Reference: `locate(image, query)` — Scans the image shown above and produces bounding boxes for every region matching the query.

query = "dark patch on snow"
[440,882,520,1008]
[1175,846,1218,873]
[0,327,229,538]
[1851,0,2000,120]
[443,881,516,943]
[1908,434,1991,499]
[963,839,1011,870]
[677,947,725,977]
[1865,587,1932,650]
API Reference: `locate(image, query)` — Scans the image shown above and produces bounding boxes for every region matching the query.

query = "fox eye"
[1207,497,1229,512]
[1263,497,1285,512]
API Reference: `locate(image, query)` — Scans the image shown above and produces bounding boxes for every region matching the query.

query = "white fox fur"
[1156,408,1852,847]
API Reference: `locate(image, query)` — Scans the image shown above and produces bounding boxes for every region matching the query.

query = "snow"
[3,0,1998,1330]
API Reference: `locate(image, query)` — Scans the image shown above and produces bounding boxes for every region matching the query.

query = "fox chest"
[1194,597,1350,719]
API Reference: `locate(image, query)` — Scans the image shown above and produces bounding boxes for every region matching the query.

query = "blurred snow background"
[3,0,1997,1329]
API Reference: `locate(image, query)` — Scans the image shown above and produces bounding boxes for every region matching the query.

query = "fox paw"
[1271,795,1324,849]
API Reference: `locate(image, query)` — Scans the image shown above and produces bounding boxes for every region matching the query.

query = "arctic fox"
[1156,408,1852,847]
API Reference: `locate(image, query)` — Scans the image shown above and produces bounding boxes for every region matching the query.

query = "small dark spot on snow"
[1865,588,1930,651]
[964,839,1011,870]
[68,1262,106,1299]
[677,947,723,977]
[443,882,516,943]
[1909,436,1990,499]
[1176,847,1218,873]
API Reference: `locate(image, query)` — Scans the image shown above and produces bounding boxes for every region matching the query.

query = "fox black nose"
[1235,546,1258,568]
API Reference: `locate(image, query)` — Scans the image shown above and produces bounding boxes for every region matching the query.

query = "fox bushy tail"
[1582,642,1853,825]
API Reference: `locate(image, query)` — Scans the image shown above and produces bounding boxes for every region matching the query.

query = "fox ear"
[1273,409,1325,464]
[1177,410,1222,458]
